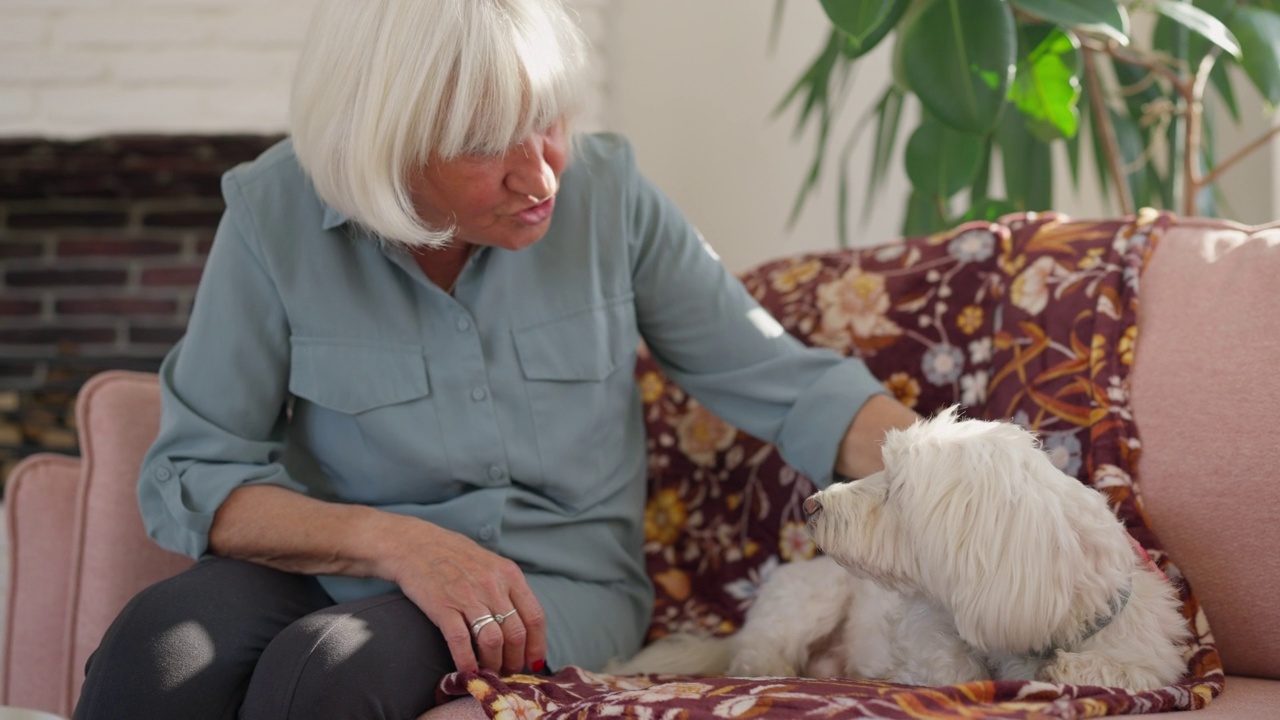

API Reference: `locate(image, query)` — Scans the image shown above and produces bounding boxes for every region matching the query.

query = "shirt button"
[478,526,494,541]
[488,465,505,481]
[155,466,172,482]
[471,387,487,402]
[456,317,471,332]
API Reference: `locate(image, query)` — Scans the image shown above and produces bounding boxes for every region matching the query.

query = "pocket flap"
[513,297,634,382]
[289,338,429,414]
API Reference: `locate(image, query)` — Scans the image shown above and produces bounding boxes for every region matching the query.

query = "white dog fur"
[613,408,1189,691]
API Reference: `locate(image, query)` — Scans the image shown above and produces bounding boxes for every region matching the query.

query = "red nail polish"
[531,658,546,673]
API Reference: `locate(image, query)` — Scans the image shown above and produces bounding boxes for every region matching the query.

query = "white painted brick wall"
[0,0,610,138]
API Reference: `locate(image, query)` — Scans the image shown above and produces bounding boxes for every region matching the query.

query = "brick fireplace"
[0,135,283,485]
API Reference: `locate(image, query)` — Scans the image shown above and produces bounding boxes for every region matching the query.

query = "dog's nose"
[802,495,822,519]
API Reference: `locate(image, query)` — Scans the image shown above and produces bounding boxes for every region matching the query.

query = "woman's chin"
[487,223,554,252]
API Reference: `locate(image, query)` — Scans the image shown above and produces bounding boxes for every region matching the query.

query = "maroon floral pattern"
[440,211,1222,718]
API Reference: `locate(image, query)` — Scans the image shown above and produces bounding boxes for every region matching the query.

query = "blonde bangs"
[428,1,587,160]
[292,0,589,248]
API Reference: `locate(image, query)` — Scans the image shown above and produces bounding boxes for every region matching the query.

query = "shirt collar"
[321,203,348,230]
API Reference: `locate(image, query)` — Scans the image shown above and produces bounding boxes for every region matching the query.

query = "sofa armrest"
[2,453,82,715]
[65,371,194,706]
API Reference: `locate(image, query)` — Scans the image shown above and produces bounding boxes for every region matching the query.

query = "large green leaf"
[1154,1,1236,68]
[997,109,1054,210]
[971,137,994,203]
[902,189,949,235]
[863,87,906,217]
[1009,27,1082,141]
[1110,58,1170,207]
[1082,91,1111,200]
[1227,6,1280,105]
[901,0,1015,134]
[1210,59,1241,121]
[1066,127,1082,190]
[1009,0,1131,45]
[905,114,984,197]
[1112,107,1152,210]
[960,198,1020,222]
[1109,57,1162,128]
[1199,2,1241,120]
[819,0,911,59]
[1153,0,1242,59]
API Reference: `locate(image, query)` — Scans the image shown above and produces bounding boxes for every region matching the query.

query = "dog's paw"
[1038,651,1166,692]
[728,650,799,678]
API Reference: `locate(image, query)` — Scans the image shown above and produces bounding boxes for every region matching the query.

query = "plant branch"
[1198,124,1280,188]
[1183,52,1217,216]
[1082,47,1134,216]
[1085,39,1193,102]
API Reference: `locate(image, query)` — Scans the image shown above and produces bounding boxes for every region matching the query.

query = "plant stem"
[1091,40,1191,102]
[1183,54,1216,216]
[1083,47,1134,216]
[1197,124,1280,188]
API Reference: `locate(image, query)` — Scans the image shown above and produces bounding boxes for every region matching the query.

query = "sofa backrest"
[1131,219,1280,681]
[635,212,1185,646]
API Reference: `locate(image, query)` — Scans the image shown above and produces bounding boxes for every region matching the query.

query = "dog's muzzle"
[802,495,822,520]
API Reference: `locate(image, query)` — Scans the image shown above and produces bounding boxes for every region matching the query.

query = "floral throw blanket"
[439,211,1223,718]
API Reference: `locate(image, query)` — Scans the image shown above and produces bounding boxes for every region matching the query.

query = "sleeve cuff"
[776,359,887,488]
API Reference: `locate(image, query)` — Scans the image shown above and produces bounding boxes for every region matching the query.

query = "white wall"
[0,0,318,136]
[608,0,915,270]
[0,0,610,137]
[0,0,1275,269]
[608,1,1279,269]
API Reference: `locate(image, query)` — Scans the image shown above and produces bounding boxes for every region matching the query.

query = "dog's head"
[804,407,1135,654]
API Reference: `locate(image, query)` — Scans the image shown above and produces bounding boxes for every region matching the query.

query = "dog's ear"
[889,416,1127,654]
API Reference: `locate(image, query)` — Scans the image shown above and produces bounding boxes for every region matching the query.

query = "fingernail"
[531,658,545,673]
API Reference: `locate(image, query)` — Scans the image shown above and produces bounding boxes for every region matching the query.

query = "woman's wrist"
[835,394,921,479]
[358,508,443,583]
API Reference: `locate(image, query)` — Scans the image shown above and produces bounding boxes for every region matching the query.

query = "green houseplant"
[779,0,1280,242]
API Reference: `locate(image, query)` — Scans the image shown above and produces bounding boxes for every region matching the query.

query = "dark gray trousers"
[71,557,454,720]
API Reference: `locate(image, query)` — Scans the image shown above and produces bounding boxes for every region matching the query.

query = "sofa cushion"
[1132,220,1280,680]
[1177,675,1280,718]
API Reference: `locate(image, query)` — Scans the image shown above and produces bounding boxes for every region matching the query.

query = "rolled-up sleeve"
[138,173,307,558]
[626,153,886,487]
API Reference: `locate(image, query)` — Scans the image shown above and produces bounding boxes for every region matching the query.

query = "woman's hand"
[209,485,546,676]
[383,520,548,675]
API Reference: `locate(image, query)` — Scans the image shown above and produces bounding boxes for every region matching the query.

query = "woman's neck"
[412,242,476,294]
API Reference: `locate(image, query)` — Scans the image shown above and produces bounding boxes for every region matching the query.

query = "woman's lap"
[72,557,453,720]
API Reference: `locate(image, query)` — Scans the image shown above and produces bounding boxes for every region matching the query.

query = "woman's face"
[411,122,568,251]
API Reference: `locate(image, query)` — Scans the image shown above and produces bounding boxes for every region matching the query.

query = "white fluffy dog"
[614,408,1189,691]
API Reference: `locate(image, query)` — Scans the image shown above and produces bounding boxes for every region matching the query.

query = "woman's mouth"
[515,196,555,225]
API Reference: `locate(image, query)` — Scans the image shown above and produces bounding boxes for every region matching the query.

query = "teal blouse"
[138,133,886,669]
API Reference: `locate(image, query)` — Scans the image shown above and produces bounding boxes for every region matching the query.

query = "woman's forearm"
[835,394,921,479]
[207,484,426,581]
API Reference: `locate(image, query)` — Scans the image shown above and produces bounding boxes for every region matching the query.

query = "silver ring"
[494,609,518,625]
[469,615,499,637]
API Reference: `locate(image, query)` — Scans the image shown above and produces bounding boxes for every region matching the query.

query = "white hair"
[290,0,590,248]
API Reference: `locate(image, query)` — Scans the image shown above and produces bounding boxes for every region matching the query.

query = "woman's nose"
[506,140,557,200]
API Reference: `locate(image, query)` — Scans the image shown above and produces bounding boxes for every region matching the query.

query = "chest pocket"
[512,295,639,511]
[287,337,455,504]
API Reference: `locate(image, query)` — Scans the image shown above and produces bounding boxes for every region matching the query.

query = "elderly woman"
[72,1,918,718]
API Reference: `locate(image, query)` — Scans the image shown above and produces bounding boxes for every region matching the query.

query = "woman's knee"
[74,558,331,720]
[242,593,453,720]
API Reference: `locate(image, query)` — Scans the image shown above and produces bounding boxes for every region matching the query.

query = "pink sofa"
[3,216,1277,719]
